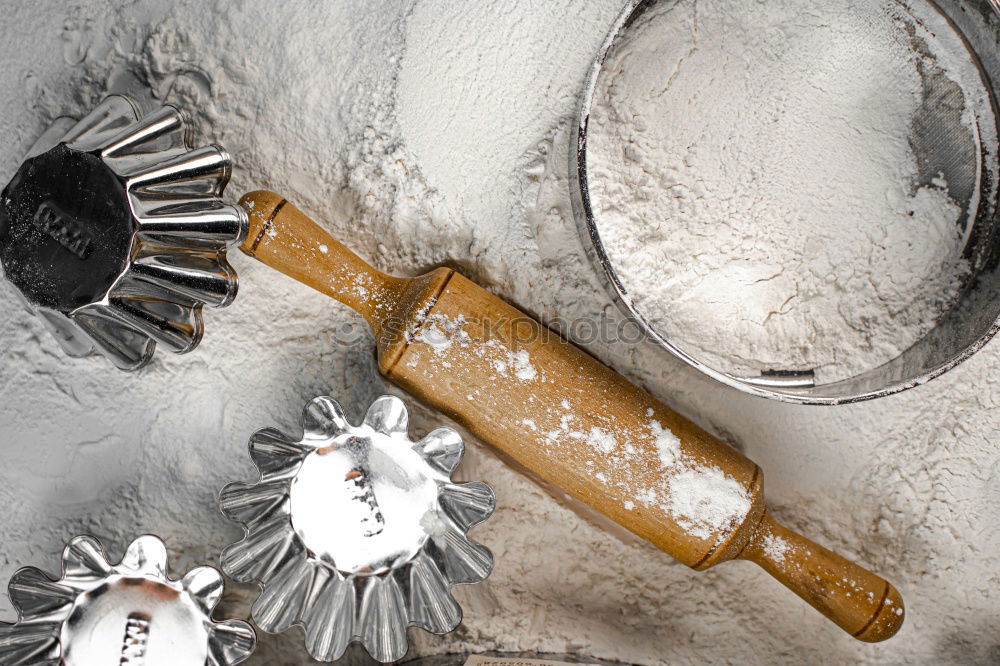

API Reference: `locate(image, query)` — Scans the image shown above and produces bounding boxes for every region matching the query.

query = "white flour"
[411,313,540,381]
[0,0,999,664]
[762,533,791,565]
[586,0,994,382]
[666,466,750,540]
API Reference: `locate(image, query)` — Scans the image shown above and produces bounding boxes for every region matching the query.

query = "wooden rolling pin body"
[239,191,904,642]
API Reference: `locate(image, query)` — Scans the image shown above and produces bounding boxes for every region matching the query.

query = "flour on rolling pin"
[402,311,751,544]
[410,313,538,381]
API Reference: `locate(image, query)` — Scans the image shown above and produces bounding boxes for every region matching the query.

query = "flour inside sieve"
[584,0,999,384]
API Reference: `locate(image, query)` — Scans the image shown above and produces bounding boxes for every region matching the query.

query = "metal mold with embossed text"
[0,534,256,665]
[219,395,496,663]
[0,95,246,371]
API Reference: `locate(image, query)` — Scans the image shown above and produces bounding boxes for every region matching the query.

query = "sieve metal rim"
[569,0,1000,405]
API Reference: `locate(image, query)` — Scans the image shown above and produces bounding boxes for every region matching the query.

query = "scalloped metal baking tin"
[0,534,256,665]
[0,95,246,371]
[219,395,495,663]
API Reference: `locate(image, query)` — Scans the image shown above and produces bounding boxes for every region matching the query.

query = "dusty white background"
[0,1,997,664]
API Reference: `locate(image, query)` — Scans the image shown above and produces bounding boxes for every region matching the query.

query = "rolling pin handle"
[740,510,904,642]
[237,190,406,336]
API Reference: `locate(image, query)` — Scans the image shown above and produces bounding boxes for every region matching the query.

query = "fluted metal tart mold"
[0,95,246,370]
[0,534,256,665]
[219,395,496,663]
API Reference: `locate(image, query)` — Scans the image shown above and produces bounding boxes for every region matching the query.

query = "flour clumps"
[587,0,996,382]
[666,466,751,541]
[762,533,791,564]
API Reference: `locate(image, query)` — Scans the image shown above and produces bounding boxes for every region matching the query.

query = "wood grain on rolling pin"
[388,273,761,567]
[238,191,904,642]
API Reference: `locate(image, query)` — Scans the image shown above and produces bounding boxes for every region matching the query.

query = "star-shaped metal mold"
[0,95,246,370]
[219,395,496,663]
[0,534,256,665]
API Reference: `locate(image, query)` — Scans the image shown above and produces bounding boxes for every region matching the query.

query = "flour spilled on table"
[586,0,996,382]
[1,0,999,664]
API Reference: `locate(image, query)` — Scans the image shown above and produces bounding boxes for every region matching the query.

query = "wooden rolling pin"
[239,191,904,642]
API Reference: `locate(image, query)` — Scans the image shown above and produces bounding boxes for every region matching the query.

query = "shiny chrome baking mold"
[220,395,495,663]
[0,534,256,665]
[0,95,246,371]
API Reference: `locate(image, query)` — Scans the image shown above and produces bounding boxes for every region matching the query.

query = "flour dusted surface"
[587,0,994,382]
[0,0,999,664]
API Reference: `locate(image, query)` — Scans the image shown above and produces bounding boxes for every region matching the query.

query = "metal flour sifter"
[572,0,1000,403]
